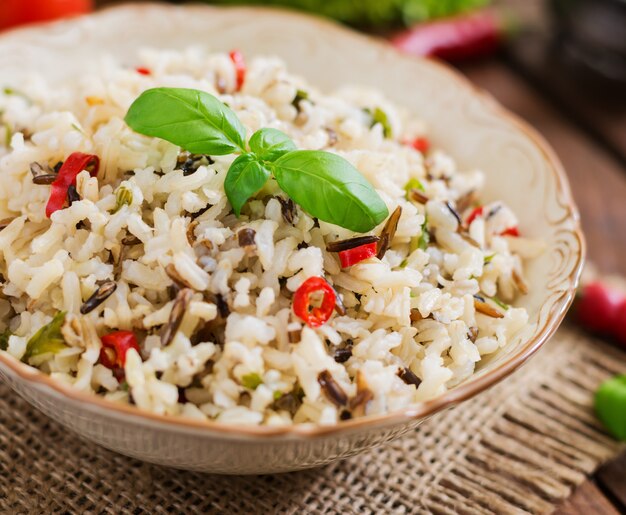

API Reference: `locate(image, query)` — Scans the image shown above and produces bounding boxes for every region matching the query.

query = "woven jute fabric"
[1,324,624,514]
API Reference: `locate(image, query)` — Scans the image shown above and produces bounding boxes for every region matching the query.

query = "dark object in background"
[392,11,505,62]
[550,0,626,85]
[208,0,489,27]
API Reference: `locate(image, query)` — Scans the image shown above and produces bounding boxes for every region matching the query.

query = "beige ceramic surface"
[0,4,584,474]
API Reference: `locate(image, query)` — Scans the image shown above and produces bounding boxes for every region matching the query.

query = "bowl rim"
[0,3,585,439]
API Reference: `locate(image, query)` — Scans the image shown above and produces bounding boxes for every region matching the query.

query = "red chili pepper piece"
[229,50,246,91]
[411,136,430,154]
[136,67,151,76]
[293,277,336,328]
[338,242,378,268]
[391,11,503,63]
[45,152,99,217]
[466,206,484,226]
[500,226,519,237]
[99,330,140,370]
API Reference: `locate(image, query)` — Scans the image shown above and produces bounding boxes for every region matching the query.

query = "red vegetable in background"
[135,67,151,76]
[615,300,626,347]
[99,331,140,370]
[229,50,246,91]
[293,277,336,328]
[45,152,99,217]
[575,282,624,335]
[338,242,378,268]
[0,0,92,31]
[391,11,504,62]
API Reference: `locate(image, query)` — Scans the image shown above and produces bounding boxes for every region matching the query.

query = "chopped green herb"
[119,380,130,391]
[399,259,408,268]
[0,329,11,351]
[23,312,68,362]
[241,372,263,390]
[404,178,425,199]
[595,375,626,441]
[292,89,309,110]
[365,107,392,138]
[418,215,430,250]
[3,123,11,148]
[490,296,509,311]
[273,390,283,401]
[71,123,84,134]
[484,254,495,264]
[112,186,133,213]
[3,87,31,104]
[3,87,13,95]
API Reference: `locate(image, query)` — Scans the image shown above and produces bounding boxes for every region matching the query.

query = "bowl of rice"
[0,4,584,474]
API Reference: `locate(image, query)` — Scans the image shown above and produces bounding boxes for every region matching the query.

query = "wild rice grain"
[32,174,57,185]
[398,367,422,388]
[377,206,402,259]
[318,370,348,407]
[326,235,379,253]
[473,298,504,318]
[161,288,193,346]
[80,281,117,314]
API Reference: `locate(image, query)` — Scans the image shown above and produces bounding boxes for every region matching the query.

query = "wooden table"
[93,1,626,511]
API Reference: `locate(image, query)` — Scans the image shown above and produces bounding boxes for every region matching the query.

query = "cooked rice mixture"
[0,49,538,425]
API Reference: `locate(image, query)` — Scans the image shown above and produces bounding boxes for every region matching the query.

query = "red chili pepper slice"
[229,50,246,91]
[99,330,140,370]
[338,242,378,268]
[136,67,151,76]
[466,206,484,226]
[45,152,99,217]
[500,226,519,237]
[411,136,430,154]
[293,277,336,328]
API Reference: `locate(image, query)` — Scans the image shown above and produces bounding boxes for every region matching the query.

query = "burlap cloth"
[1,323,624,514]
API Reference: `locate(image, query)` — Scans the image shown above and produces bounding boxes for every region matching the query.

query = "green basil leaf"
[272,150,388,233]
[125,87,246,155]
[595,374,626,441]
[0,328,11,351]
[23,312,68,362]
[248,128,296,162]
[224,154,272,216]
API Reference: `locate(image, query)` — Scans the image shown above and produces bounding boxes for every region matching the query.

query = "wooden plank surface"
[557,481,622,515]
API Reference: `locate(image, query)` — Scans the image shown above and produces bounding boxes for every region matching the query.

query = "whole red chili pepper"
[293,276,336,328]
[45,152,99,217]
[391,11,504,63]
[338,242,378,268]
[99,330,140,370]
[229,50,246,92]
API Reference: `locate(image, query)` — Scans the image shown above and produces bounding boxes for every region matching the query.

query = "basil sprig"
[125,88,388,232]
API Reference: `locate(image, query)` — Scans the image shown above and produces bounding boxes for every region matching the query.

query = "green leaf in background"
[23,312,68,363]
[272,150,388,232]
[224,154,272,216]
[248,128,297,162]
[207,0,490,27]
[595,375,626,441]
[0,328,11,351]
[125,87,246,155]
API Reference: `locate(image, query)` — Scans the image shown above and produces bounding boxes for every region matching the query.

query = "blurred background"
[1,0,625,509]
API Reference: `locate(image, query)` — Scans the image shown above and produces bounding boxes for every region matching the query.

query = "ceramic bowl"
[0,3,584,474]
